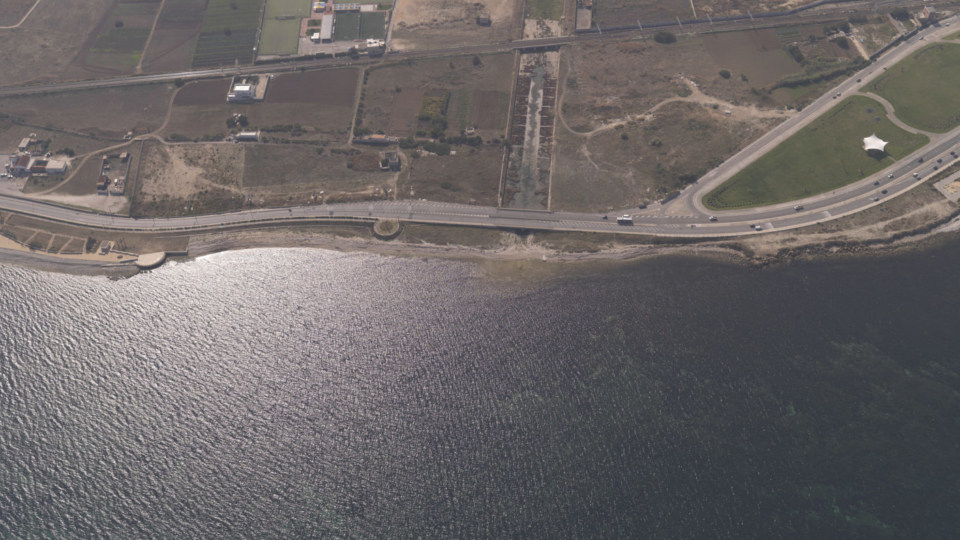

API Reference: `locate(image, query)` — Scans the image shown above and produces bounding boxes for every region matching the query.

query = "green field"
[705,96,929,209]
[525,0,563,19]
[334,11,360,41]
[260,0,309,55]
[866,43,960,133]
[88,28,152,67]
[192,0,263,67]
[359,12,386,40]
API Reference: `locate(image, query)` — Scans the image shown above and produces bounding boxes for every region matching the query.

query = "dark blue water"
[1,244,959,539]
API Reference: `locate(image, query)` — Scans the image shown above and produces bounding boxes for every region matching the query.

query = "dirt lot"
[242,145,386,195]
[0,0,114,86]
[0,83,174,138]
[137,141,243,198]
[560,39,778,133]
[140,0,206,73]
[363,54,514,138]
[703,29,803,88]
[852,17,900,55]
[592,0,807,27]
[0,0,38,26]
[551,101,778,211]
[165,70,359,140]
[400,144,503,205]
[390,0,523,50]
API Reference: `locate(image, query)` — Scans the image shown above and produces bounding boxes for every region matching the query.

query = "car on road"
[602,215,608,220]
[754,226,763,231]
[857,78,861,82]
[887,173,894,178]
[918,157,924,163]
[913,172,920,178]
[616,215,633,225]
[793,205,804,211]
[873,197,880,202]
[938,158,943,163]
[874,180,881,185]
[708,216,718,221]
[881,190,888,194]
[934,166,939,170]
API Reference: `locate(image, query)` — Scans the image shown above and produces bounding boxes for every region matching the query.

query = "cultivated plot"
[363,54,514,139]
[165,69,360,140]
[706,96,929,209]
[192,0,263,67]
[140,0,206,73]
[866,43,960,133]
[402,145,503,206]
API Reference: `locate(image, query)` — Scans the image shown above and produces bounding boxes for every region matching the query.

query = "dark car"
[918,157,924,163]
[873,181,880,185]
[938,158,943,163]
[934,165,939,170]
[881,190,888,194]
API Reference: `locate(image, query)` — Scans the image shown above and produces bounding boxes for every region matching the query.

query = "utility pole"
[748,10,755,29]
[677,16,683,36]
[595,21,602,34]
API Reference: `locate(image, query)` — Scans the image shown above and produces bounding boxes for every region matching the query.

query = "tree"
[620,132,629,140]
[834,36,850,49]
[740,73,749,82]
[237,114,249,128]
[719,69,731,79]
[115,20,124,28]
[174,78,185,87]
[890,7,910,20]
[653,31,676,44]
[472,55,482,66]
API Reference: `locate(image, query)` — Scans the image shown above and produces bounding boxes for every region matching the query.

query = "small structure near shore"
[135,252,167,269]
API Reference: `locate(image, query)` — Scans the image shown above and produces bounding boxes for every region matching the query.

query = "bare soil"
[0,0,38,26]
[363,54,515,138]
[401,145,503,205]
[242,144,390,199]
[0,0,115,87]
[137,140,243,199]
[0,83,174,138]
[390,0,523,50]
[552,101,779,211]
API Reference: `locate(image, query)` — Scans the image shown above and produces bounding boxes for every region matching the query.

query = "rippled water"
[1,245,959,539]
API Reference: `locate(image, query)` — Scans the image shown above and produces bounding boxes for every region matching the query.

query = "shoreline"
[4,213,958,277]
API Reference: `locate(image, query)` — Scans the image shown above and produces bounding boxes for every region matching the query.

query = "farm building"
[311,31,322,42]
[11,154,30,173]
[18,138,31,152]
[97,175,110,192]
[320,13,334,42]
[236,131,261,142]
[43,160,67,174]
[227,83,255,102]
[357,134,398,145]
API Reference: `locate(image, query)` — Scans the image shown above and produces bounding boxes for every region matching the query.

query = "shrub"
[472,55,482,66]
[834,36,850,49]
[166,134,190,142]
[174,78,185,87]
[620,132,629,140]
[411,151,421,159]
[316,148,324,155]
[440,181,452,189]
[890,7,910,20]
[422,141,451,155]
[653,31,676,44]
[719,69,731,79]
[55,148,75,157]
[740,73,748,82]
[650,138,662,147]
[785,44,804,63]
[114,20,123,28]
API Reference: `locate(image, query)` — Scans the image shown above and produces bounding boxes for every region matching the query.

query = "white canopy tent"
[863,133,888,153]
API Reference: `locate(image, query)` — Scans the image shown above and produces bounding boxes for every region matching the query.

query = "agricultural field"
[705,96,929,210]
[140,0,207,73]
[401,145,503,205]
[164,69,359,140]
[259,0,310,56]
[866,43,960,133]
[0,0,115,86]
[551,102,777,212]
[192,0,263,67]
[390,0,523,51]
[0,84,175,138]
[72,0,162,73]
[362,53,514,139]
[0,0,38,26]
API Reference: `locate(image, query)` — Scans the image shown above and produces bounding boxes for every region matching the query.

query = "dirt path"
[135,0,169,74]
[0,0,42,29]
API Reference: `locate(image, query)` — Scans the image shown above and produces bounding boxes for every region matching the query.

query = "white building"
[236,131,260,142]
[227,83,255,102]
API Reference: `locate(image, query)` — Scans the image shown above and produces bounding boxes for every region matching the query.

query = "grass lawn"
[865,43,960,133]
[525,0,563,20]
[261,0,310,55]
[705,96,929,210]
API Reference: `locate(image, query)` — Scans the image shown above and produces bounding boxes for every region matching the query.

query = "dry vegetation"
[0,0,116,86]
[400,145,503,205]
[0,84,174,138]
[552,101,778,211]
[391,0,523,50]
[363,54,515,138]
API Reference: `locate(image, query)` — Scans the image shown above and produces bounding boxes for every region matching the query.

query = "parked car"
[793,205,804,211]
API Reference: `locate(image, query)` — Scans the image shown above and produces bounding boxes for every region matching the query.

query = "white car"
[887,173,894,178]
